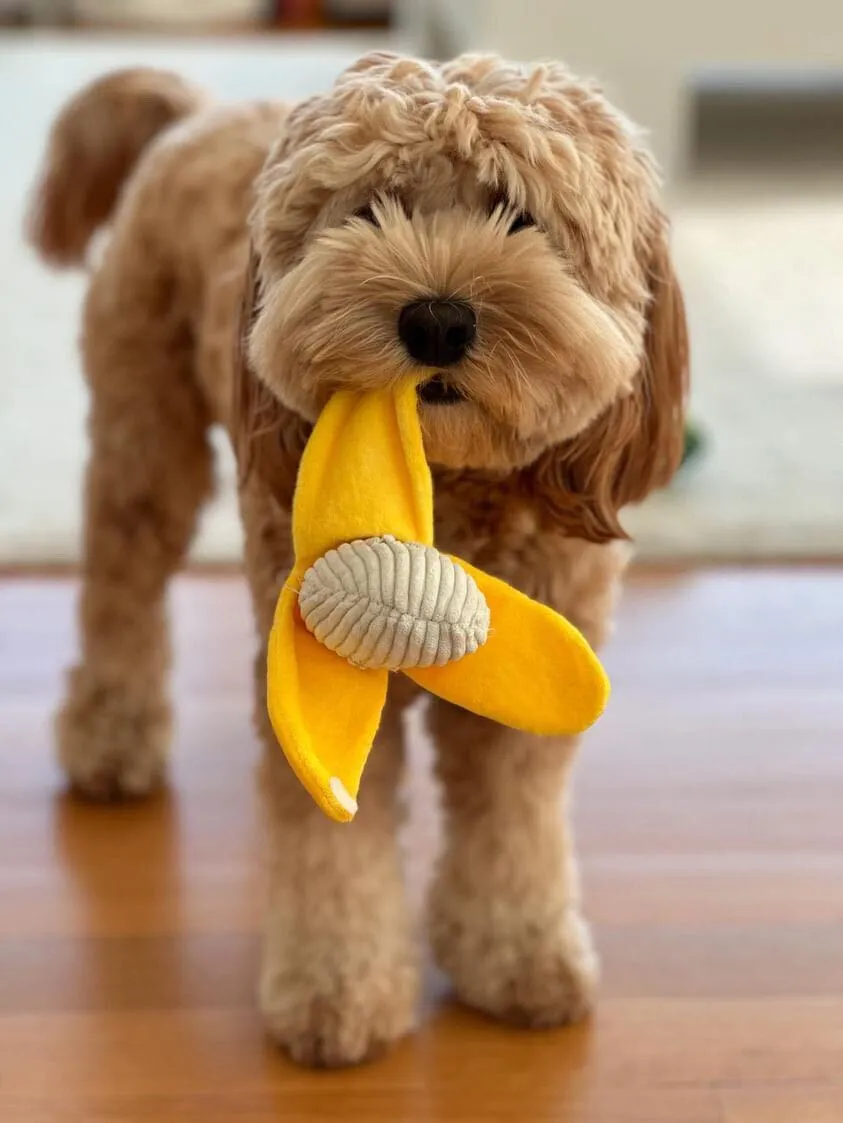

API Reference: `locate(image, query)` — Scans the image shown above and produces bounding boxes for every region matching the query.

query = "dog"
[27,52,688,1067]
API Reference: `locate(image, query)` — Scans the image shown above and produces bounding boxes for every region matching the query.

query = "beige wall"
[405,0,843,179]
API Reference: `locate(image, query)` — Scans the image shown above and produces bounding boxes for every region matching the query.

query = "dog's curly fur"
[27,53,688,1067]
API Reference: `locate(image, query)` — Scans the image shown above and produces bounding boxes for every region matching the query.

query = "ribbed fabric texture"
[298,535,491,670]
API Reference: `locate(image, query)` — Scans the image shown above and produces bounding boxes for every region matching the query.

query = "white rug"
[2,35,842,564]
[624,190,843,559]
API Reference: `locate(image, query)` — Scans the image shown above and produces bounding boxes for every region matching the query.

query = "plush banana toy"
[266,378,610,822]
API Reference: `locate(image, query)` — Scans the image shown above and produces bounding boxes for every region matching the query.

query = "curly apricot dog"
[28,52,688,1067]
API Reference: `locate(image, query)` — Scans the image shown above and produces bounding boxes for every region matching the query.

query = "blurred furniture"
[322,0,389,21]
[72,0,268,25]
[398,0,843,182]
[13,0,390,28]
[269,0,389,27]
[3,0,70,22]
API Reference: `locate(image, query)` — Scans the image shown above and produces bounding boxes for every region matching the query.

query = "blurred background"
[1,9,841,1117]
[1,0,841,566]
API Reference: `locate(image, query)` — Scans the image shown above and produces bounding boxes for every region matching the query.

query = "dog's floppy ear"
[524,219,689,543]
[231,245,310,508]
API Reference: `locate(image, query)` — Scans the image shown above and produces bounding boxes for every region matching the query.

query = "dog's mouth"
[417,375,467,406]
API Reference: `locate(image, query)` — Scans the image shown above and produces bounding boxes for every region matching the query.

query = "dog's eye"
[508,212,536,234]
[352,204,379,227]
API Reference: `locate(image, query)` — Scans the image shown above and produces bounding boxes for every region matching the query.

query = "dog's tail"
[26,67,207,268]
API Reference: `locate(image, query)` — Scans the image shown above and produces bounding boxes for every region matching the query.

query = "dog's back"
[27,68,288,423]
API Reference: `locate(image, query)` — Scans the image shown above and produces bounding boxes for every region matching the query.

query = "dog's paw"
[55,665,170,800]
[430,890,599,1028]
[259,935,418,1067]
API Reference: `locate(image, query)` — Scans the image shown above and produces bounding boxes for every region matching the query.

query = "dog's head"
[235,52,688,541]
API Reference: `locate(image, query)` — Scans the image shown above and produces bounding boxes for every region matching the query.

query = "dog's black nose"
[398,300,476,367]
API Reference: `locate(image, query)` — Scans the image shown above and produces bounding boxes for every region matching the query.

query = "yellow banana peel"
[267,379,609,822]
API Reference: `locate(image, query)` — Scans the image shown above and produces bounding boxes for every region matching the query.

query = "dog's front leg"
[423,534,625,1028]
[427,703,598,1027]
[241,484,418,1067]
[257,691,418,1066]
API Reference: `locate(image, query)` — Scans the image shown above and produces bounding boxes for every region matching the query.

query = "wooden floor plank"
[722,1089,843,1123]
[0,1000,840,1098]
[0,1089,724,1123]
[1,569,842,1122]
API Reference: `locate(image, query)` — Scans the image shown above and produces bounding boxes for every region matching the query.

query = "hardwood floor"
[1,569,841,1122]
